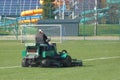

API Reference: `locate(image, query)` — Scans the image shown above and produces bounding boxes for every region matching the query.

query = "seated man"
[35,29,48,46]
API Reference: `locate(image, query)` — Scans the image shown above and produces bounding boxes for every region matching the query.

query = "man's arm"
[44,34,48,40]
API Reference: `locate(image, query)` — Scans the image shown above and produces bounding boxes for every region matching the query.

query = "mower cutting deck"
[21,43,83,67]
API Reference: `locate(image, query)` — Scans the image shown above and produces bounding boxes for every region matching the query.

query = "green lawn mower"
[21,43,83,67]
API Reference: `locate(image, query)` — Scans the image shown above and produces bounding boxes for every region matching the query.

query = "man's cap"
[39,29,43,33]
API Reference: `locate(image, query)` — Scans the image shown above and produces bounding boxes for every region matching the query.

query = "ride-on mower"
[21,43,83,67]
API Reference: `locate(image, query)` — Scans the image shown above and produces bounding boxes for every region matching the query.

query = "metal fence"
[78,0,120,40]
[79,24,120,40]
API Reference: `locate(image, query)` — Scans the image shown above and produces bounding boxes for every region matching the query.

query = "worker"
[35,29,48,46]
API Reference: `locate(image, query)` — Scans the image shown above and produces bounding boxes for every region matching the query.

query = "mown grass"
[0,40,120,80]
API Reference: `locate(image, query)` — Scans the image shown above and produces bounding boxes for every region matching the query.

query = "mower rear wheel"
[41,59,50,67]
[62,55,72,67]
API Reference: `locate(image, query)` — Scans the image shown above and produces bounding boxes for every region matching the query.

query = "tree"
[42,0,56,19]
[107,4,119,24]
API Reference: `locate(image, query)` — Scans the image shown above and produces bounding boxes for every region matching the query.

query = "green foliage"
[42,0,56,19]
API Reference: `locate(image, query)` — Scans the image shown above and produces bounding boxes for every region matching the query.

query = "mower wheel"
[78,61,83,66]
[41,59,50,67]
[22,58,29,67]
[62,55,72,67]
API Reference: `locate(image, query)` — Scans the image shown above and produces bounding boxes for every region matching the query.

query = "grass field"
[0,40,120,80]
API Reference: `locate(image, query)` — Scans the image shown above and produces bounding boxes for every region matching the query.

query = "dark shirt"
[35,33,48,44]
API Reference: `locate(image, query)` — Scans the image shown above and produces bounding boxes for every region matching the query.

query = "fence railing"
[79,23,120,40]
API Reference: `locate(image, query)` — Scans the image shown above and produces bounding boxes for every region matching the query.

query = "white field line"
[0,56,120,69]
[0,66,21,69]
[83,56,120,62]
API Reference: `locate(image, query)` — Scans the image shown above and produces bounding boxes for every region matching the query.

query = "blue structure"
[0,0,40,16]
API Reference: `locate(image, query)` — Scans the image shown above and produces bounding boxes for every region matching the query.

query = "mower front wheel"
[22,58,29,67]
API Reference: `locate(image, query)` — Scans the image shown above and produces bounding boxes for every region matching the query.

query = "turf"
[0,40,120,80]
